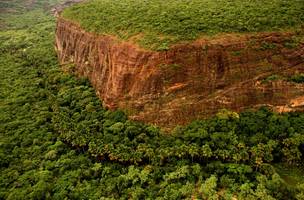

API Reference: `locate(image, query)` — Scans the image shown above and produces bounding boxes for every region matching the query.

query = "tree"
[199,175,219,200]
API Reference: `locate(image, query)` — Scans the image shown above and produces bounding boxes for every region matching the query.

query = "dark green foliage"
[62,0,304,50]
[1,0,304,199]
[259,42,277,50]
[262,74,282,83]
[262,73,304,84]
[289,73,304,83]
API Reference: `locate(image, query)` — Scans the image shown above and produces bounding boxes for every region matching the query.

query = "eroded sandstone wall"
[55,17,304,127]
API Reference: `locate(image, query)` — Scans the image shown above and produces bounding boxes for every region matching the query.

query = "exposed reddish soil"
[55,17,304,127]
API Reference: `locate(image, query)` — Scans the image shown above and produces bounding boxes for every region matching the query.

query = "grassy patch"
[289,73,304,83]
[284,38,301,49]
[259,41,277,51]
[62,0,304,50]
[262,73,304,84]
[158,63,182,71]
[231,50,242,56]
[261,74,283,83]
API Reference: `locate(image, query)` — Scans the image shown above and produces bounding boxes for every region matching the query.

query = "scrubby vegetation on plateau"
[1,0,304,199]
[62,0,304,50]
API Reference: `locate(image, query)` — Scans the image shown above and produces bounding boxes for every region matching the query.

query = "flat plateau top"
[62,0,304,50]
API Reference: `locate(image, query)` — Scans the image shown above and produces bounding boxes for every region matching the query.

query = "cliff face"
[55,18,304,127]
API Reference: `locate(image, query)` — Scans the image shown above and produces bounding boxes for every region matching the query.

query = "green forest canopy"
[62,0,304,50]
[1,0,304,199]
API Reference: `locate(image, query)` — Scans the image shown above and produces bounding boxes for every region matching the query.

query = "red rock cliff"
[55,17,304,127]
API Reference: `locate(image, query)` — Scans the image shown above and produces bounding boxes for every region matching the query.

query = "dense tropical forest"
[1,0,304,199]
[62,0,304,50]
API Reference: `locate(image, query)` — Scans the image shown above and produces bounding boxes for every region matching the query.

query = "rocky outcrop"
[55,17,304,127]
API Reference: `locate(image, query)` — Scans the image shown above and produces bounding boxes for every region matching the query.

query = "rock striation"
[55,17,304,127]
